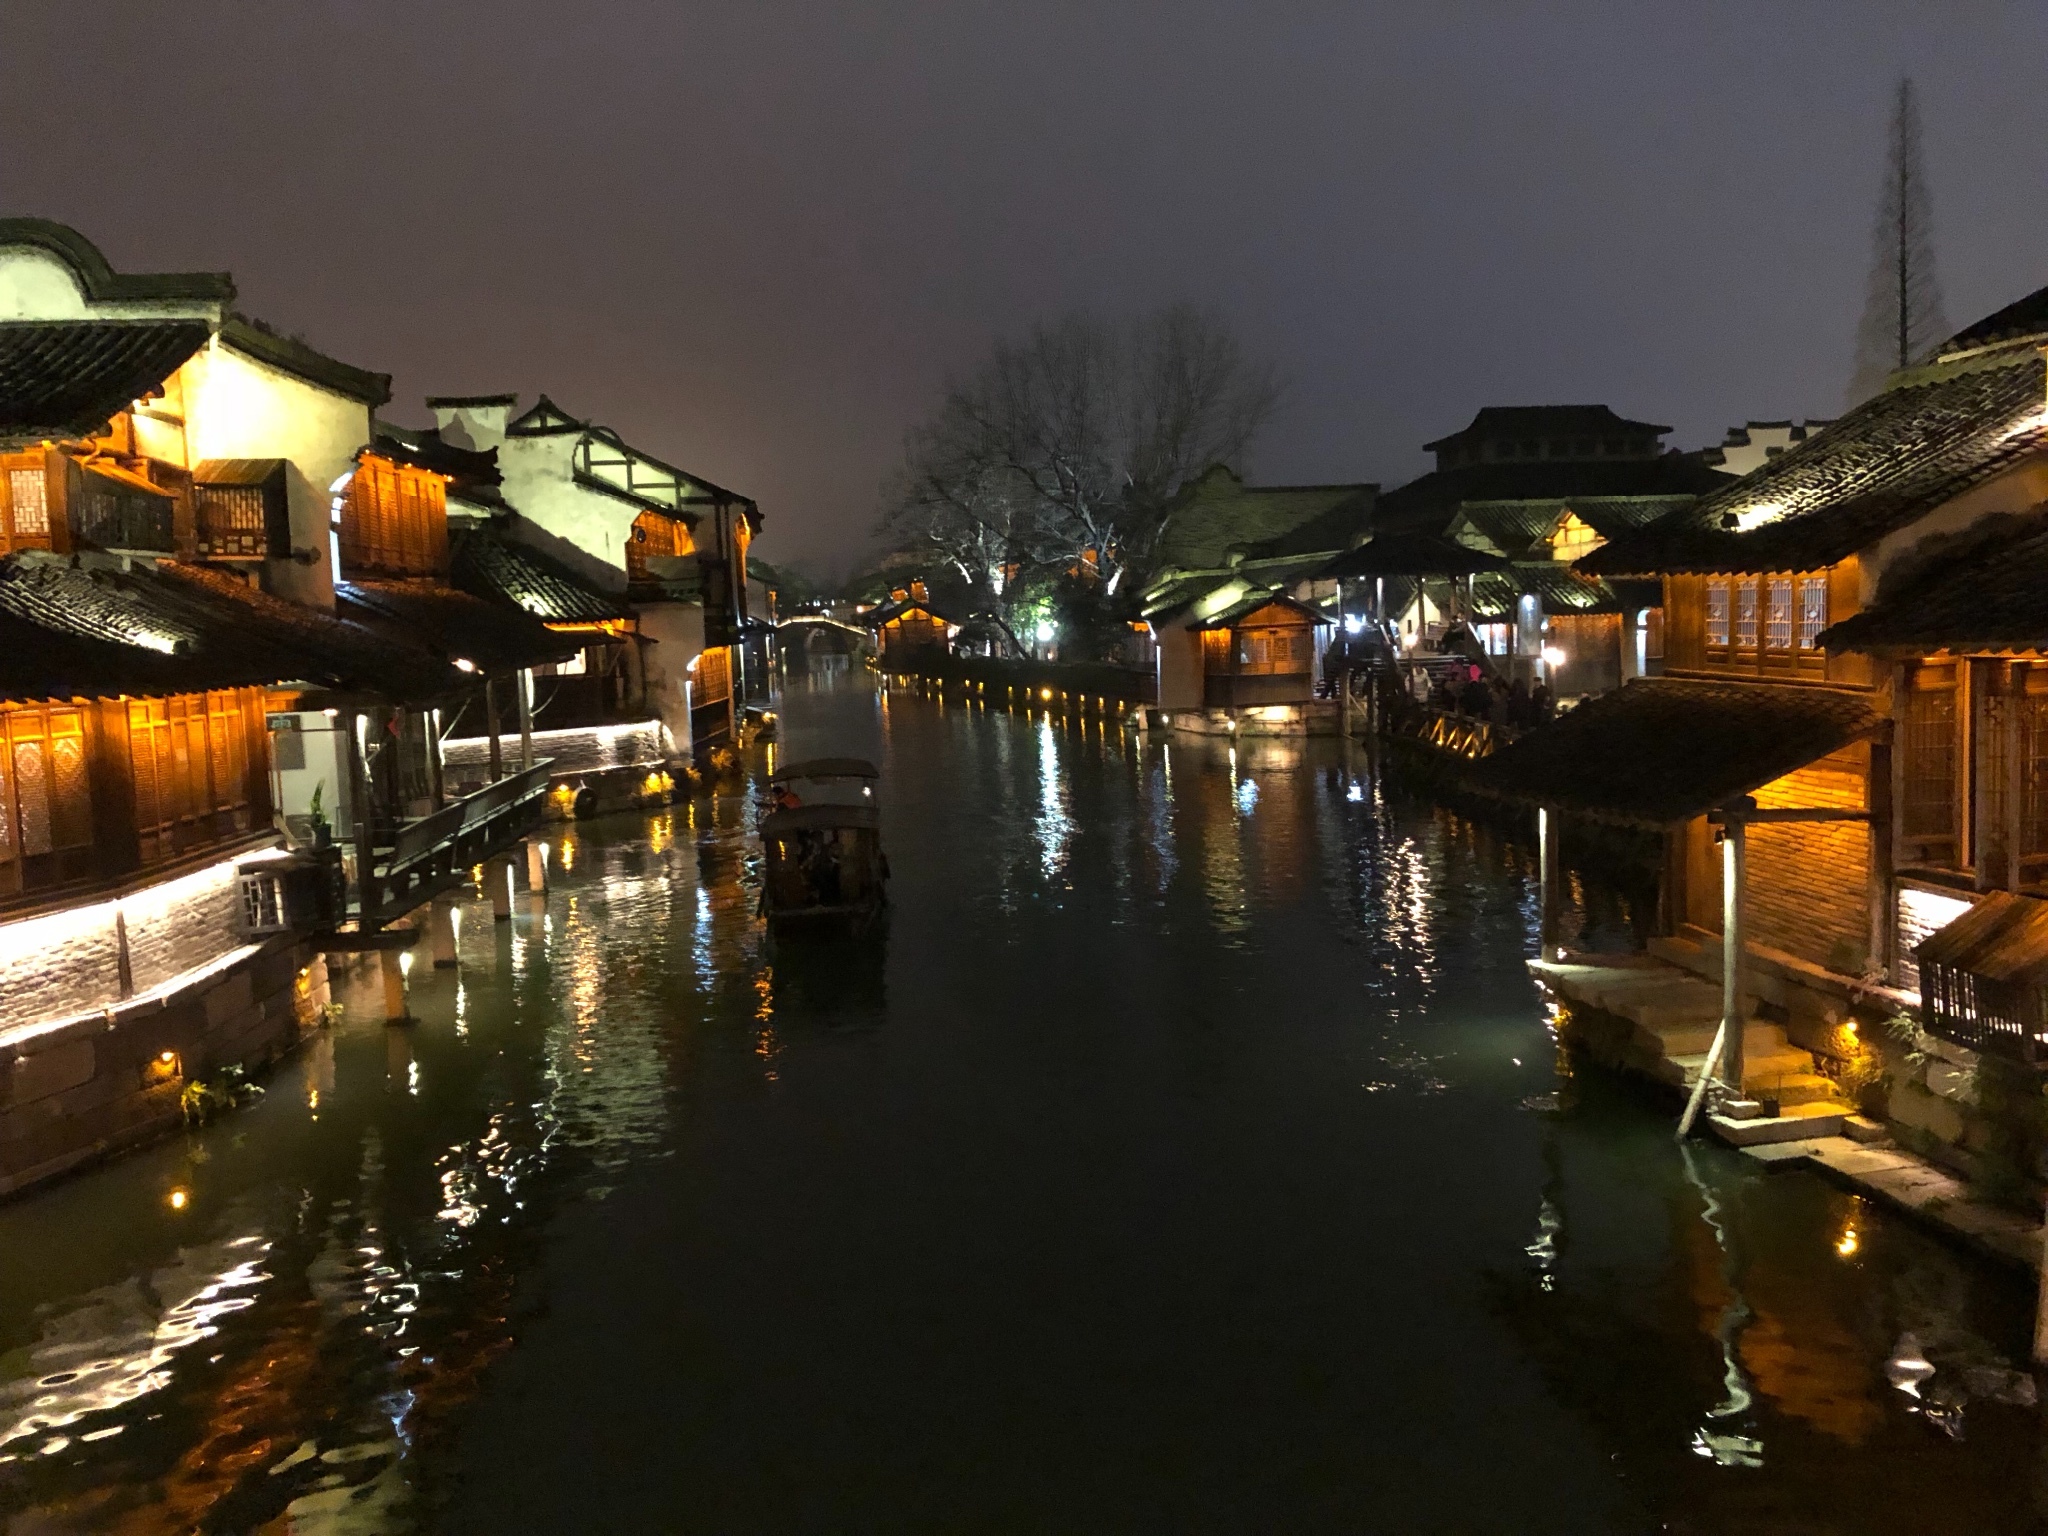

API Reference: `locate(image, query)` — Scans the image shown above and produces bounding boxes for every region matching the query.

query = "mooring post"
[379,948,410,1024]
[428,898,459,968]
[488,855,514,922]
[1538,806,1563,958]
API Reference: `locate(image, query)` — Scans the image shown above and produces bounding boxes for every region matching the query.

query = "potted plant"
[308,780,332,849]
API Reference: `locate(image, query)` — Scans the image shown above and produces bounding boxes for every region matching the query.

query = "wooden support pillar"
[1721,815,1748,1094]
[427,706,447,811]
[429,898,459,968]
[346,711,377,916]
[487,855,514,922]
[484,679,504,782]
[517,668,535,772]
[379,948,411,1024]
[2006,664,2026,893]
[2035,1214,2048,1366]
[1869,731,1895,981]
[1539,806,1563,957]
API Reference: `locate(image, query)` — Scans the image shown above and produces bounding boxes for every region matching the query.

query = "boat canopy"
[770,756,880,784]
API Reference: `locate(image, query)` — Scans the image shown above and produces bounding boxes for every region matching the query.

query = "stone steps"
[1532,952,1857,1120]
[1708,1103,1851,1146]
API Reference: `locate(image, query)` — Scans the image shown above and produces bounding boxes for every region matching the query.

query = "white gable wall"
[0,247,219,323]
[493,434,638,587]
[183,342,371,608]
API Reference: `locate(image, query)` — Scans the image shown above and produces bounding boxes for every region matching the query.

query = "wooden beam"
[1718,807,1872,825]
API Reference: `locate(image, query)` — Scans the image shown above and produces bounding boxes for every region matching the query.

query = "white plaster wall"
[185,343,373,610]
[444,719,664,776]
[496,435,637,582]
[638,600,707,752]
[269,712,353,835]
[1862,456,2048,602]
[0,246,218,323]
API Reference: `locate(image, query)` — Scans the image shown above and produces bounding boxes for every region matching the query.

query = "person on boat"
[769,783,802,812]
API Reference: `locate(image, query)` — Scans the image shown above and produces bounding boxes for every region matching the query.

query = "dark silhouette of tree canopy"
[1848,77,1950,405]
[879,304,1279,605]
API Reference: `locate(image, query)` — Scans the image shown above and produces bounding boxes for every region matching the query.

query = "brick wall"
[0,857,251,1040]
[1744,748,1872,973]
[0,943,325,1197]
[443,719,663,780]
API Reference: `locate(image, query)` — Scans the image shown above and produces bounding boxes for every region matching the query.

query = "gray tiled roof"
[1819,521,2048,654]
[0,321,209,440]
[339,580,576,672]
[1469,677,1882,826]
[1158,466,1374,571]
[0,555,458,704]
[451,529,632,625]
[1585,348,2048,577]
[1372,457,1732,539]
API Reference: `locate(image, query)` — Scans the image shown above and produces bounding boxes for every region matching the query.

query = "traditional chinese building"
[1139,466,1373,732]
[866,583,956,667]
[1479,283,2048,1159]
[1361,406,1729,693]
[0,223,554,1196]
[423,393,760,757]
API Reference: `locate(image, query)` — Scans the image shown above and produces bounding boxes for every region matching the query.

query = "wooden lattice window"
[1236,625,1311,674]
[196,486,267,558]
[0,704,93,895]
[1902,662,1961,866]
[1733,580,1759,651]
[127,691,253,864]
[693,645,731,707]
[1201,628,1233,674]
[1798,576,1828,650]
[626,511,692,582]
[339,455,448,578]
[1765,578,1794,651]
[2022,671,2048,869]
[1704,580,1729,649]
[0,452,52,554]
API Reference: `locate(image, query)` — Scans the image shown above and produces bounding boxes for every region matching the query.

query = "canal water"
[2,672,2043,1532]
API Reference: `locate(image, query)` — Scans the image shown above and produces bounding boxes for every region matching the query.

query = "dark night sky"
[12,3,2047,574]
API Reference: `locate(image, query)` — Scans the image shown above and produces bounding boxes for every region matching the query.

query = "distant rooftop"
[1423,405,1671,470]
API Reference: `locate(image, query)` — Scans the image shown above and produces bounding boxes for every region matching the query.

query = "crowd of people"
[1412,662,1553,733]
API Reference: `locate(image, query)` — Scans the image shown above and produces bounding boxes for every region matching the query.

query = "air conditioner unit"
[236,850,346,937]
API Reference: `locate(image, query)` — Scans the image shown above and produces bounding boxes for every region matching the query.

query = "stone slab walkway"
[1743,1134,2042,1271]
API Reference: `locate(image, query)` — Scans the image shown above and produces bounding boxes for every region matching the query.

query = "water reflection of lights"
[755,966,781,1083]
[1034,717,1073,879]
[1678,1142,1763,1468]
[1836,1228,1859,1259]
[0,1237,273,1455]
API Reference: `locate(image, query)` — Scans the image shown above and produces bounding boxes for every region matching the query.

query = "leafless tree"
[1848,78,1950,405]
[883,304,1279,596]
[877,403,1051,611]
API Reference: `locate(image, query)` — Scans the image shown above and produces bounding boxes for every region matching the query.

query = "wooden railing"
[1387,705,1506,761]
[357,759,554,923]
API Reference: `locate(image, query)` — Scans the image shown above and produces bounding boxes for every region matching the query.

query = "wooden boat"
[759,758,887,931]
